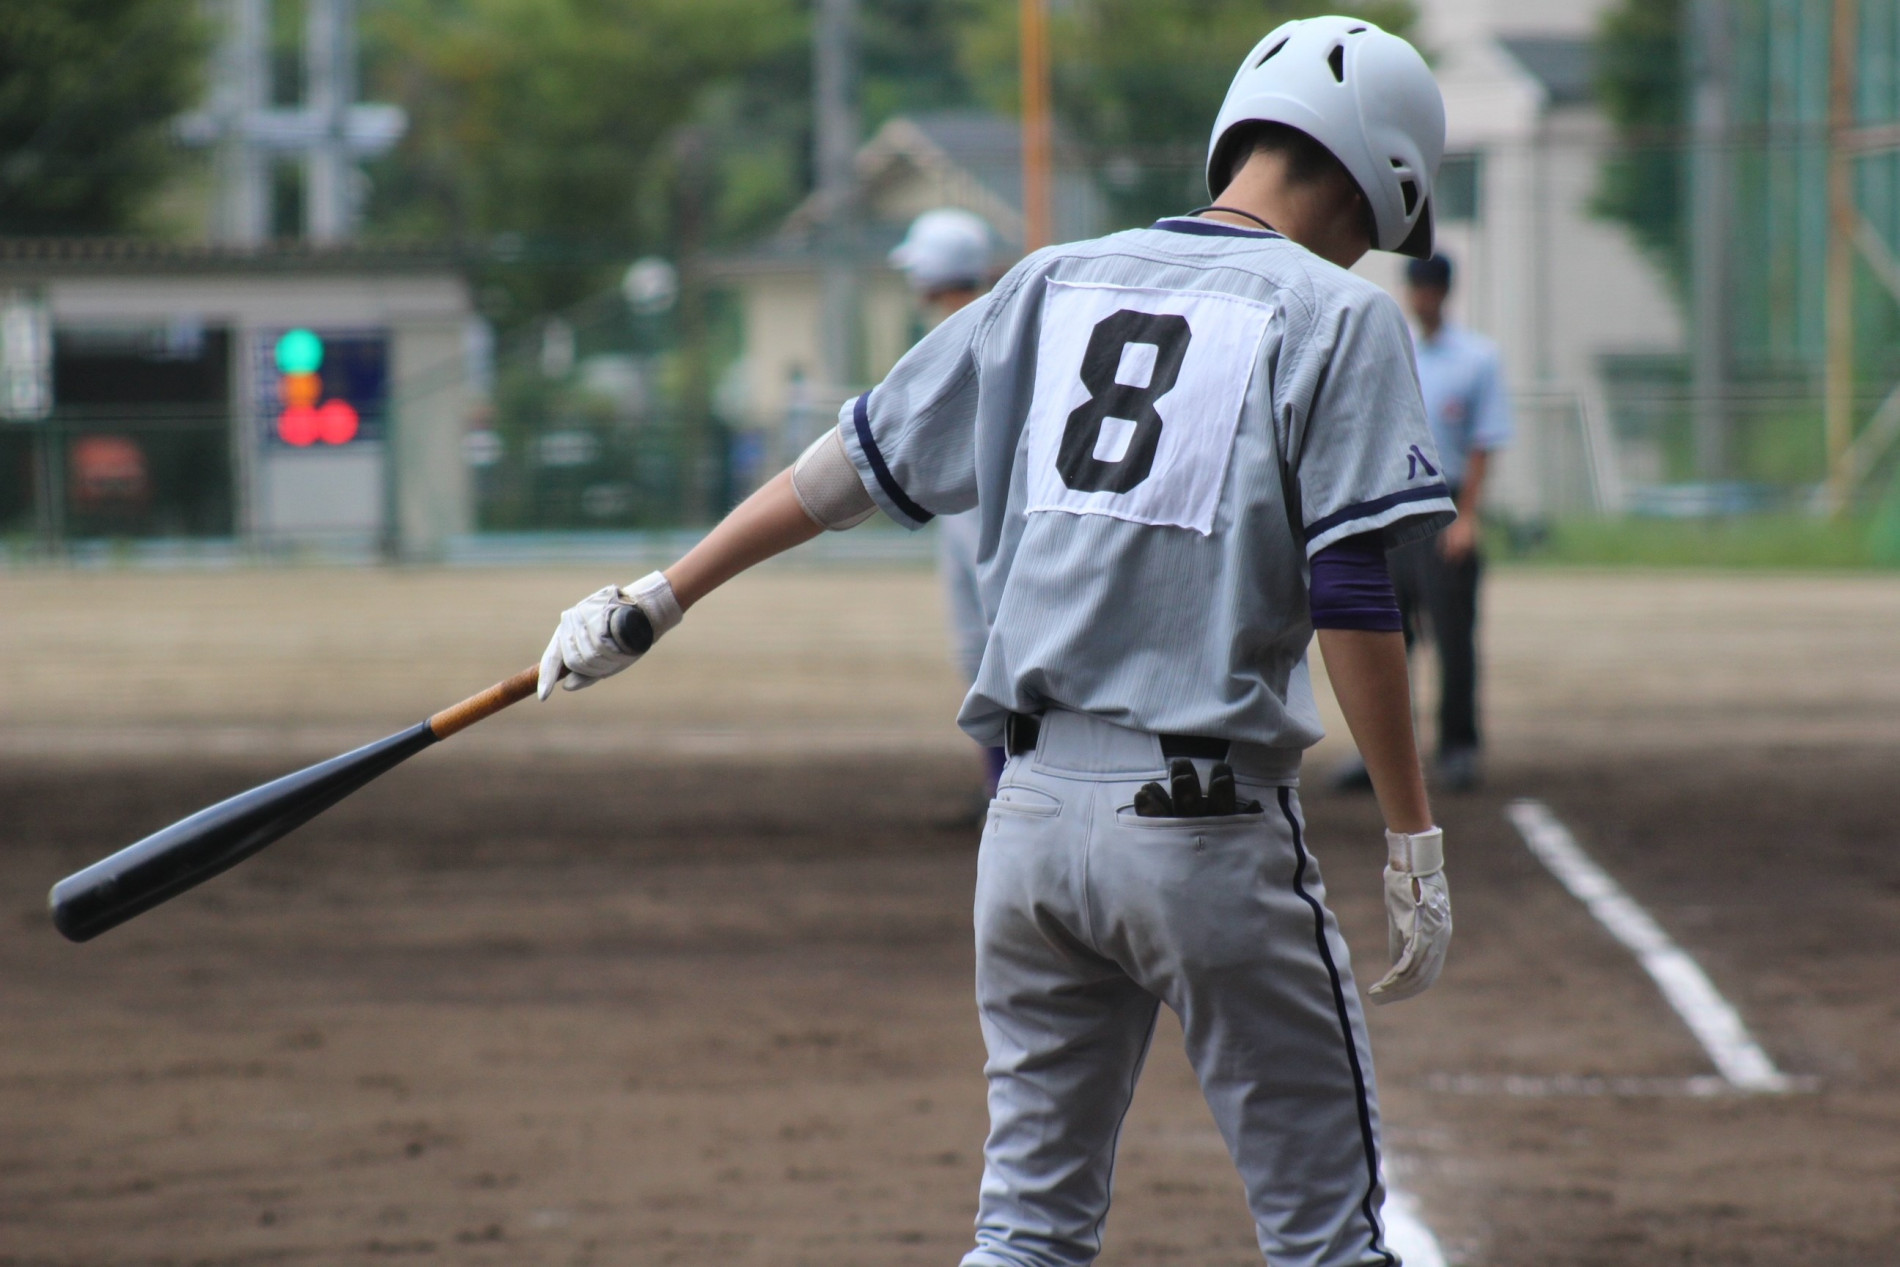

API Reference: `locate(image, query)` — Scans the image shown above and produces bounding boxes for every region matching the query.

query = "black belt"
[1004,712,1229,761]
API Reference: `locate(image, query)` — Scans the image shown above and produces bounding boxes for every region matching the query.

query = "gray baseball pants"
[961,709,1396,1267]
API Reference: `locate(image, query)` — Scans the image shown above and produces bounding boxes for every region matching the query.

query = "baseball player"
[538,16,1454,1266]
[891,207,1007,799]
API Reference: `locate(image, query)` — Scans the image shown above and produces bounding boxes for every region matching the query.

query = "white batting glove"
[1368,826,1451,1005]
[536,571,683,700]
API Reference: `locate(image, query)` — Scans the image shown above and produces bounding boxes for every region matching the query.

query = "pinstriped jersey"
[839,216,1456,751]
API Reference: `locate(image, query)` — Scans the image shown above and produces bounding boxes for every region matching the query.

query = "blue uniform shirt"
[1409,321,1511,487]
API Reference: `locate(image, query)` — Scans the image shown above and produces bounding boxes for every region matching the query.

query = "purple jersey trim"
[1151,217,1284,240]
[1309,533,1402,632]
[852,392,935,526]
[1304,483,1451,542]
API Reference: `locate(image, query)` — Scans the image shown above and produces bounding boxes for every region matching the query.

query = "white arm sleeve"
[791,428,879,530]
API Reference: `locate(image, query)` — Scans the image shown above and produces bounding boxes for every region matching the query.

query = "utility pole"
[1824,0,1859,515]
[1687,0,1731,484]
[1019,0,1052,252]
[813,0,860,401]
[304,0,357,244]
[210,0,270,245]
[178,0,404,245]
[675,128,713,525]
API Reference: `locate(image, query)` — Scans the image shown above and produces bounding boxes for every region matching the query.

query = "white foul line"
[1505,798,1791,1093]
[1381,1185,1446,1267]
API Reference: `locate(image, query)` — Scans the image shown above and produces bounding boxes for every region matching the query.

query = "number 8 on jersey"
[1026,281,1278,536]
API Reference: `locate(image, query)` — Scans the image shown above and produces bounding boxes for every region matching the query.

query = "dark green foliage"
[359,0,994,318]
[0,0,209,234]
[1592,0,1687,290]
[862,0,981,128]
[362,0,803,249]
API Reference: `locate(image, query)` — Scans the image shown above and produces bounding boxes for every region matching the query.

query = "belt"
[1004,712,1229,762]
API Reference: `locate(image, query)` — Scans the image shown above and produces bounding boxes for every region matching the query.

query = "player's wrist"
[620,571,683,640]
[1384,826,1444,874]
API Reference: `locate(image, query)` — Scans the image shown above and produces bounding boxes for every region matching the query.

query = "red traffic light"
[273,332,363,447]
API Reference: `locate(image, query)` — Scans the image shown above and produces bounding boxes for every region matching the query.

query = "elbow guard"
[791,428,878,530]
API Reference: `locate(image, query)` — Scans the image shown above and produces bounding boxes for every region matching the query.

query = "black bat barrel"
[49,722,440,942]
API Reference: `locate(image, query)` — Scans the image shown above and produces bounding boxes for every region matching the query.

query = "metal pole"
[1020,0,1052,252]
[813,0,860,399]
[676,128,713,525]
[304,0,357,244]
[1825,0,1859,515]
[213,0,270,245]
[1687,0,1731,484]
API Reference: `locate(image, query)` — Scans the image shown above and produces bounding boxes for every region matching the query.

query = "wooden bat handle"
[427,665,540,740]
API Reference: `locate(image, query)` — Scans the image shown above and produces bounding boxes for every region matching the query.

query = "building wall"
[736,267,915,465]
[27,270,472,556]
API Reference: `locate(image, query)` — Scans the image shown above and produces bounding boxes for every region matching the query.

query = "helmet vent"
[1399,179,1418,215]
[1327,44,1345,82]
[1347,26,1367,34]
[1256,38,1288,67]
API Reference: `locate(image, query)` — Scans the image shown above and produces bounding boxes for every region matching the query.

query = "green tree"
[0,0,209,234]
[363,0,801,249]
[1592,0,1686,290]
[958,0,1417,227]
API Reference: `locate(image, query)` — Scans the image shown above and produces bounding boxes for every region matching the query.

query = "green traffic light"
[275,328,323,375]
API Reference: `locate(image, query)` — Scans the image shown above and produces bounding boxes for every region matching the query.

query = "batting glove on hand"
[1368,826,1451,1005]
[537,571,683,700]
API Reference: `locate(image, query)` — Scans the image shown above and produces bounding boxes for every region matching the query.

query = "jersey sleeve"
[837,295,988,530]
[1279,286,1456,557]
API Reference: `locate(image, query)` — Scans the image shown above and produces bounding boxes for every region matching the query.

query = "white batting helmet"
[889,208,992,294]
[1207,15,1445,259]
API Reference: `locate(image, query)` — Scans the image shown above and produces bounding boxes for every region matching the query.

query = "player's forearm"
[1457,449,1489,517]
[664,467,823,611]
[1316,628,1433,834]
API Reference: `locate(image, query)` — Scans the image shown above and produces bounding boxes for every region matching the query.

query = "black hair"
[1211,122,1375,242]
[1405,253,1453,289]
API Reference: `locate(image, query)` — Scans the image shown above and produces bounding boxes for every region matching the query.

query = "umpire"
[1339,252,1511,792]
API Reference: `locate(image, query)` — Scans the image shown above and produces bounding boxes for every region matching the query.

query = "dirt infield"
[2,565,1897,1264]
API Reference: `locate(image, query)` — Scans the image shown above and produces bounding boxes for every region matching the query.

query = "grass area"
[1502,513,1900,570]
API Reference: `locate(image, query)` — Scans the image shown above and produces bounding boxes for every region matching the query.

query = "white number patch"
[1023,280,1275,536]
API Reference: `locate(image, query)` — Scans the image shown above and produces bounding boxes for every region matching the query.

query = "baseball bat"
[50,605,653,943]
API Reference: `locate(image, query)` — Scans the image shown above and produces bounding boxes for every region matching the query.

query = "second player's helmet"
[1207,15,1445,259]
[889,208,993,294]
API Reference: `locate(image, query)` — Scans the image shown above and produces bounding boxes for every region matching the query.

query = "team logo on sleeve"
[1024,281,1274,535]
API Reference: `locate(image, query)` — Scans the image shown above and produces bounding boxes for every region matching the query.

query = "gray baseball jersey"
[839,217,1454,750]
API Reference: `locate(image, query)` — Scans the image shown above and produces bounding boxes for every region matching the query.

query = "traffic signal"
[273,328,360,447]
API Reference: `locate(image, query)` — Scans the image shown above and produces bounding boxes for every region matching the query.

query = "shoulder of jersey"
[1004,228,1394,325]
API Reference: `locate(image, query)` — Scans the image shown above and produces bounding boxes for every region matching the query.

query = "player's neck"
[1212,153,1371,269]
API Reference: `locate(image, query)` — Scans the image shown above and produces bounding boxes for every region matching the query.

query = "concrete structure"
[0,240,474,558]
[1351,0,1685,517]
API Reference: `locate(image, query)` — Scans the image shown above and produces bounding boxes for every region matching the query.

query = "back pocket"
[990,785,1063,818]
[1113,803,1264,830]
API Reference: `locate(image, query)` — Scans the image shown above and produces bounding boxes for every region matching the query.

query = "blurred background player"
[1336,252,1512,794]
[890,208,1006,803]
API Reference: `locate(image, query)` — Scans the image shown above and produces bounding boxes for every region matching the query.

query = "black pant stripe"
[1279,786,1396,1267]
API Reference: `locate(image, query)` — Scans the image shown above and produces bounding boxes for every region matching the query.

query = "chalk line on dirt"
[1423,1072,1819,1099]
[1505,798,1792,1093]
[1382,1184,1447,1267]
